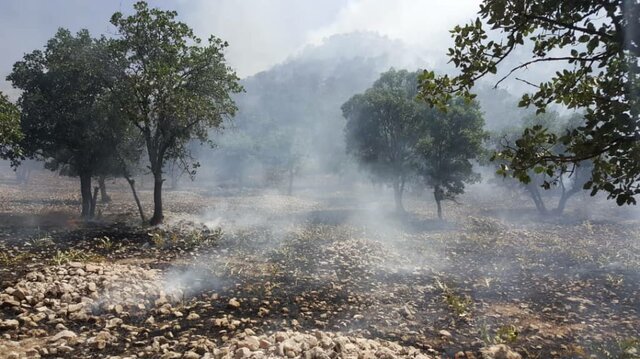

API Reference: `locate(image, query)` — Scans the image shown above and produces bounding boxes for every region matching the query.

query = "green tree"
[8,29,122,218]
[419,0,640,205]
[0,92,22,167]
[415,98,487,219]
[110,1,242,225]
[342,69,427,213]
[492,111,591,215]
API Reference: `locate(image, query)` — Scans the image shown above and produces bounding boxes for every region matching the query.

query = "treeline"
[0,2,242,224]
[2,0,635,223]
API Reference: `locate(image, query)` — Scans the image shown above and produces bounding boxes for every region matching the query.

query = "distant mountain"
[208,32,531,182]
[211,32,428,178]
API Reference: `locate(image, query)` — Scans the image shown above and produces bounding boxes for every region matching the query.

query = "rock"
[438,330,452,338]
[240,336,261,351]
[275,332,287,343]
[187,312,200,321]
[183,351,201,359]
[160,351,181,359]
[11,288,27,301]
[0,319,19,330]
[228,298,241,309]
[480,345,522,359]
[106,318,123,329]
[67,303,84,313]
[235,347,251,358]
[85,264,100,273]
[0,294,21,308]
[88,331,115,349]
[50,330,77,342]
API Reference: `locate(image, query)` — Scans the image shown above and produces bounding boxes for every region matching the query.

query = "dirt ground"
[0,170,638,359]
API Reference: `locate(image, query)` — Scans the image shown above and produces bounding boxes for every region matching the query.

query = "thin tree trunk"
[80,173,93,219]
[555,178,581,215]
[125,175,146,223]
[526,183,547,215]
[150,171,164,225]
[393,180,405,213]
[24,169,31,185]
[434,185,444,220]
[90,186,99,218]
[287,166,294,196]
[99,176,111,203]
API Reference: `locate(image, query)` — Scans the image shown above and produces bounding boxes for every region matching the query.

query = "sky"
[0,0,482,98]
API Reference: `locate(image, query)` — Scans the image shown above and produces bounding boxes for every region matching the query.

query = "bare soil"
[0,171,638,358]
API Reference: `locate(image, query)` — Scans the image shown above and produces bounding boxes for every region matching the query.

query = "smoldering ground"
[137,170,639,354]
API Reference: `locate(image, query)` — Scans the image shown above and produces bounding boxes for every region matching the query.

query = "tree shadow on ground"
[0,211,79,230]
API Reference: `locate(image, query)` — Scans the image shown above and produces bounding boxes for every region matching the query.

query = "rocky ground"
[0,171,639,358]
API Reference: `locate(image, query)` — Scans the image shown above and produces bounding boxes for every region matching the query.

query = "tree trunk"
[287,166,294,196]
[24,168,31,185]
[393,180,405,213]
[79,173,93,219]
[90,186,99,218]
[434,185,444,220]
[99,176,111,203]
[150,171,164,225]
[555,178,581,215]
[526,183,547,215]
[125,176,146,223]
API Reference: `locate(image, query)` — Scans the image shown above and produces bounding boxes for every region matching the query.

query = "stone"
[11,288,27,301]
[235,347,251,358]
[228,298,241,309]
[67,303,84,313]
[480,345,522,359]
[160,351,181,359]
[50,330,77,342]
[183,351,200,359]
[0,319,19,330]
[259,339,272,349]
[106,318,123,329]
[85,264,101,273]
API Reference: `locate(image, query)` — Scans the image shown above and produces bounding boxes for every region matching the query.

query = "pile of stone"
[213,330,434,359]
[0,262,164,330]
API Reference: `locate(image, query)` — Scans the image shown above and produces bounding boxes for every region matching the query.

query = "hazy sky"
[0,0,481,97]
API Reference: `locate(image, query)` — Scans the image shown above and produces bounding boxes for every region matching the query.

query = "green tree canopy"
[0,92,22,167]
[491,111,591,215]
[8,28,122,218]
[110,1,243,224]
[418,0,640,205]
[342,69,428,212]
[415,98,487,219]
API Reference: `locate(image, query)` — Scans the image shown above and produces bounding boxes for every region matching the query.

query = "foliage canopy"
[0,92,22,167]
[418,0,640,205]
[110,1,243,224]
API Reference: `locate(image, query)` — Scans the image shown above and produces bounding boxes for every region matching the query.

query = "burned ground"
[0,172,639,359]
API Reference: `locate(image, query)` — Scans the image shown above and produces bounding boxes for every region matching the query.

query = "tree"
[342,69,427,213]
[415,98,487,219]
[8,29,122,218]
[0,92,22,167]
[110,1,242,225]
[492,111,591,215]
[418,0,640,205]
